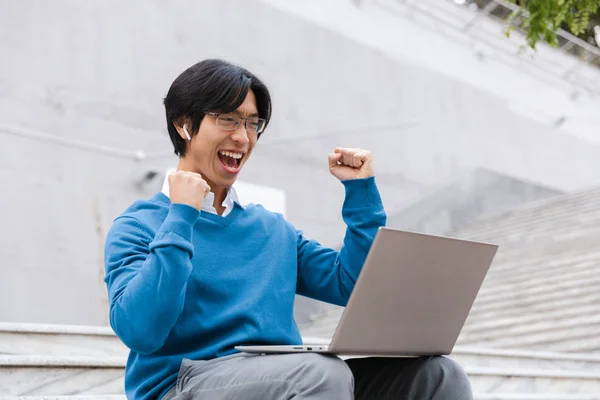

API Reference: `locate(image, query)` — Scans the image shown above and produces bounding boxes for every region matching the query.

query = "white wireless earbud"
[183,124,192,141]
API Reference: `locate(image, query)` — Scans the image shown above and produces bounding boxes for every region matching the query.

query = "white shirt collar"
[161,171,244,216]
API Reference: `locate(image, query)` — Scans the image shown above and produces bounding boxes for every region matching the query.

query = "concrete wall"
[386,168,563,235]
[2,0,600,325]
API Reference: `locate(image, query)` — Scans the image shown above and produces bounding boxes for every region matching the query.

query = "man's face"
[181,90,259,190]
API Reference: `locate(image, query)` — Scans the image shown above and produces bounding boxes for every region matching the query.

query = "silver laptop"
[236,227,498,356]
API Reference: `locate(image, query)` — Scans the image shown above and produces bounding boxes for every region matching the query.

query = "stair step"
[2,354,600,396]
[3,329,600,396]
[0,397,126,400]
[475,395,600,400]
[0,395,598,400]
[302,337,600,372]
[5,323,599,372]
[0,323,127,357]
[466,366,600,395]
[0,396,598,400]
[0,355,125,396]
[451,346,600,371]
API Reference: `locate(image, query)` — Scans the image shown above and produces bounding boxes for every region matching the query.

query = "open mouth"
[217,150,244,172]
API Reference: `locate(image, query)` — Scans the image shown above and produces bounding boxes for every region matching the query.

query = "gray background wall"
[1,0,600,326]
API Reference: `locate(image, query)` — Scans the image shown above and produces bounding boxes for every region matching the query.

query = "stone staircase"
[2,324,600,398]
[451,185,600,354]
[0,355,124,396]
[0,323,128,358]
[0,323,126,397]
[0,398,125,400]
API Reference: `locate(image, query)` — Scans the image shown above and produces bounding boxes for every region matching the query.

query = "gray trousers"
[163,352,473,400]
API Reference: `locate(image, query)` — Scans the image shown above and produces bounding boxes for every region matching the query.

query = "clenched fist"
[328,147,374,181]
[168,171,211,211]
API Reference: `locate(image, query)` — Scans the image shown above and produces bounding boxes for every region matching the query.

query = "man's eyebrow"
[233,109,259,118]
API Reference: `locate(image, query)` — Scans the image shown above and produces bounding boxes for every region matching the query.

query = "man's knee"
[419,356,473,399]
[291,354,354,396]
[423,356,468,377]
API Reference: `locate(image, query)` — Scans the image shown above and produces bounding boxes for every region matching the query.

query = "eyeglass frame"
[205,112,266,135]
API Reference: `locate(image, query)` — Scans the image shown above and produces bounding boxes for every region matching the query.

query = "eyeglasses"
[206,112,266,135]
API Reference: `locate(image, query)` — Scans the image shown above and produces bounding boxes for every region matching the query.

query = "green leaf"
[505,0,600,48]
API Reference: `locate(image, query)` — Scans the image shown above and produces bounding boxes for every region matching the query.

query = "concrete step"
[2,354,600,396]
[0,396,599,400]
[0,355,125,395]
[459,303,600,337]
[475,395,600,400]
[7,323,599,373]
[0,398,126,400]
[451,346,600,371]
[466,366,600,395]
[3,328,600,396]
[303,337,600,371]
[0,323,127,357]
[1,396,599,400]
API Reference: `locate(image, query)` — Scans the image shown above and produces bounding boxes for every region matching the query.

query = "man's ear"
[173,118,192,141]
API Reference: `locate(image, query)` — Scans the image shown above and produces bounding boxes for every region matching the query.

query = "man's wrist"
[158,203,201,242]
[342,176,382,209]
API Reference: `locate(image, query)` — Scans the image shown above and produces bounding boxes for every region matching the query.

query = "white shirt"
[161,172,244,217]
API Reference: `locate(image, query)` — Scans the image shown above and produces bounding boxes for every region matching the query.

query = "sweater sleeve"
[295,177,387,306]
[103,204,200,354]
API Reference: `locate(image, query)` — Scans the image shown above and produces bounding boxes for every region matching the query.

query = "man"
[104,59,472,399]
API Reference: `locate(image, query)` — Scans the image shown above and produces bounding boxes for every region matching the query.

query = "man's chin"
[215,174,239,188]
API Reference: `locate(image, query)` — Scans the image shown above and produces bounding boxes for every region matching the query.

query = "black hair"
[163,59,272,157]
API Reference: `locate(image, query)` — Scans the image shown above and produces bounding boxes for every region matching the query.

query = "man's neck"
[212,188,227,215]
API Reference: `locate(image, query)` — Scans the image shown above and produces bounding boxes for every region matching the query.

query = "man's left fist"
[328,147,374,181]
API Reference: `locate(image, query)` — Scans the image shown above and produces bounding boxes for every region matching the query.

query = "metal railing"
[471,0,600,74]
[354,0,600,94]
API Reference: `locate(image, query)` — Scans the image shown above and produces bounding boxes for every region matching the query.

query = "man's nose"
[231,123,250,144]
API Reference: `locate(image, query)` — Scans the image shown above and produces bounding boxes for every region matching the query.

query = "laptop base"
[235,345,331,354]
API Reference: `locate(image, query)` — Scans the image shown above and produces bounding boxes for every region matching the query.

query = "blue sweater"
[104,177,386,399]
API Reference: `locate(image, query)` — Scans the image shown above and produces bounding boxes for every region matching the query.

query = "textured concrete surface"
[0,397,126,400]
[452,185,600,353]
[3,353,600,396]
[386,168,563,234]
[3,324,600,397]
[0,325,127,357]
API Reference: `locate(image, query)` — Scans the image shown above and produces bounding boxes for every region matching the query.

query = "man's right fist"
[168,171,211,211]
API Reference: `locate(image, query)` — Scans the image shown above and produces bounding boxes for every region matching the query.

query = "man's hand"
[328,147,374,181]
[168,171,211,211]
